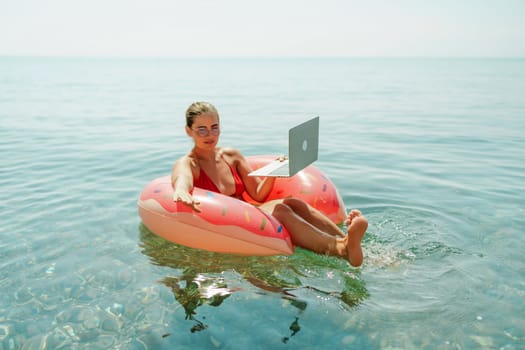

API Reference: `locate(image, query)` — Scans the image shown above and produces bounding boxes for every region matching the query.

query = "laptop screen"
[289,116,319,176]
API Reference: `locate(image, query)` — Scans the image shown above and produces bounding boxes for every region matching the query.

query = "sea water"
[1,57,524,349]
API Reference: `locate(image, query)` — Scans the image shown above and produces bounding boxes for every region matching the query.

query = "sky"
[1,0,524,58]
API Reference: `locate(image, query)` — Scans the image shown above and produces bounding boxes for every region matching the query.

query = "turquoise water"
[1,57,524,349]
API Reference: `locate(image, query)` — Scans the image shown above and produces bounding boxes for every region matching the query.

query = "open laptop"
[248,116,319,177]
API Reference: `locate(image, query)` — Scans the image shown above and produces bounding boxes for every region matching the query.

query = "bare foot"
[342,210,368,267]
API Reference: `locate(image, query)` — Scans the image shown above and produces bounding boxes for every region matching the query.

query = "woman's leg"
[281,198,345,237]
[259,198,344,237]
[271,203,368,267]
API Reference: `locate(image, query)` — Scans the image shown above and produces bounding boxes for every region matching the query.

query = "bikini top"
[193,160,245,197]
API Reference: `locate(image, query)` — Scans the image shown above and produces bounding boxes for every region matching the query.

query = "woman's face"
[187,112,220,150]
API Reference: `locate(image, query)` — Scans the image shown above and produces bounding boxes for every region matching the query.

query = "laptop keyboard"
[250,159,289,176]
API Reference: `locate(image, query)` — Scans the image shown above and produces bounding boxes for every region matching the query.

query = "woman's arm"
[171,156,201,211]
[227,149,276,202]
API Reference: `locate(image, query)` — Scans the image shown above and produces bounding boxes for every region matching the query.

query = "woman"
[171,102,368,267]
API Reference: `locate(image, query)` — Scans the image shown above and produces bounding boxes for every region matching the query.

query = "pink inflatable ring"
[138,155,345,256]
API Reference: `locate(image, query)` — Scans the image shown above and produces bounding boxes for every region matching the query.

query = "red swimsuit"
[193,161,245,197]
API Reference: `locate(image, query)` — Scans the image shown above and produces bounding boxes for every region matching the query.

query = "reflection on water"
[139,224,369,339]
[161,275,231,333]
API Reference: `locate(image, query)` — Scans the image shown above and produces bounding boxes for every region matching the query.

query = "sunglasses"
[192,125,220,137]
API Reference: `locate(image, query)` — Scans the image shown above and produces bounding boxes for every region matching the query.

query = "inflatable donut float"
[138,155,345,256]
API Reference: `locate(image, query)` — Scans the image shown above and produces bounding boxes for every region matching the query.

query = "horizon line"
[1,54,524,60]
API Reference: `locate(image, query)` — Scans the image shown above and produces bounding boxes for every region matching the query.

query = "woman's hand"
[173,190,201,212]
[171,155,201,212]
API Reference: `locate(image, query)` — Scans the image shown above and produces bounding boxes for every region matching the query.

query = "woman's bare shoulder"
[220,147,243,159]
[174,153,198,169]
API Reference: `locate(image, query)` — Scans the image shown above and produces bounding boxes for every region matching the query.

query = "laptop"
[248,116,319,177]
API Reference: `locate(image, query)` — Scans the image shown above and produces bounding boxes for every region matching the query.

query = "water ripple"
[1,57,524,349]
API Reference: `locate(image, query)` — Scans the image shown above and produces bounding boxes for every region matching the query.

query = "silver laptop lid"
[288,116,319,176]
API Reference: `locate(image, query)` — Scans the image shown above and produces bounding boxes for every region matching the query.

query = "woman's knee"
[272,202,293,220]
[282,197,308,211]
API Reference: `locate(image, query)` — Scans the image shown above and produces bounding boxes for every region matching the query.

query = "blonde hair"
[185,101,219,127]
